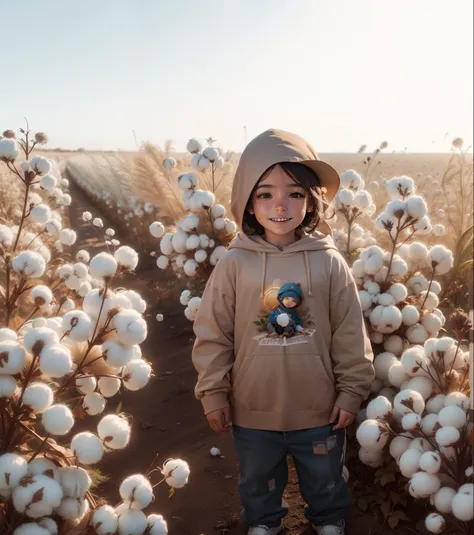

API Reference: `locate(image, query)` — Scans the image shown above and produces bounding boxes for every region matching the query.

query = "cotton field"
[1,124,473,534]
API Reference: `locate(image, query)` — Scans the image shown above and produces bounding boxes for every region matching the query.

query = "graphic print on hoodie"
[192,129,375,432]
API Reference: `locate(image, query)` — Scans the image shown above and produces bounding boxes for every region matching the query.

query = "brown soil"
[67,180,419,535]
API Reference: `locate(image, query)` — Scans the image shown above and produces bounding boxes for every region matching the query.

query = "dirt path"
[67,178,414,535]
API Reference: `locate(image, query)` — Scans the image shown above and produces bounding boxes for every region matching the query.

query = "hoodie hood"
[231,128,340,230]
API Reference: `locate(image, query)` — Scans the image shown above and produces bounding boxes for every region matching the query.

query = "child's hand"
[329,405,355,430]
[206,407,232,433]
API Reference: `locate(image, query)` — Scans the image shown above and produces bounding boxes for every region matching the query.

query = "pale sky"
[2,0,473,153]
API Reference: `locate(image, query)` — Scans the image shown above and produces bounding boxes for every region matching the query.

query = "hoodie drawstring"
[303,250,313,296]
[260,251,267,299]
[260,250,313,298]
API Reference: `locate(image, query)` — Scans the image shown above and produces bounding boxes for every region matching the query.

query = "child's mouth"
[269,217,292,223]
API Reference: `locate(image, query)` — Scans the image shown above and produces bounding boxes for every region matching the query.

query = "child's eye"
[257,193,272,199]
[290,192,305,198]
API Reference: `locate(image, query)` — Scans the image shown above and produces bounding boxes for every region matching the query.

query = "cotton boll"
[459,484,473,495]
[358,290,372,311]
[27,458,59,482]
[405,376,433,400]
[388,283,408,304]
[39,344,73,378]
[146,514,168,535]
[436,426,460,447]
[451,492,473,521]
[402,413,422,431]
[352,259,366,278]
[13,524,50,535]
[159,233,174,256]
[119,474,153,509]
[444,392,470,411]
[389,435,412,460]
[171,231,188,254]
[377,293,396,306]
[394,389,425,414]
[23,383,54,412]
[419,291,439,311]
[369,331,384,344]
[185,234,201,250]
[42,404,74,435]
[31,285,54,308]
[429,245,454,275]
[38,518,58,534]
[98,414,131,450]
[422,313,443,336]
[0,328,18,342]
[184,307,196,321]
[12,250,47,279]
[61,310,92,342]
[337,189,354,205]
[365,255,384,275]
[0,376,17,398]
[162,459,190,488]
[114,309,147,345]
[156,255,169,270]
[399,448,422,478]
[98,377,121,398]
[0,341,26,375]
[82,392,106,416]
[89,252,118,280]
[421,414,439,437]
[433,487,456,514]
[379,387,396,403]
[366,396,392,420]
[389,257,408,277]
[194,249,208,263]
[91,505,119,535]
[123,360,152,391]
[12,474,63,518]
[184,259,199,276]
[358,448,384,468]
[0,453,28,488]
[199,234,210,249]
[356,419,389,452]
[438,405,467,429]
[150,222,165,238]
[59,466,91,497]
[213,217,226,231]
[101,339,135,368]
[374,352,398,381]
[117,510,147,535]
[424,513,445,533]
[384,335,404,356]
[179,290,191,306]
[409,241,429,261]
[370,305,403,334]
[427,394,446,414]
[419,451,442,474]
[406,195,428,220]
[401,347,429,377]
[402,305,420,326]
[56,497,89,520]
[70,432,104,465]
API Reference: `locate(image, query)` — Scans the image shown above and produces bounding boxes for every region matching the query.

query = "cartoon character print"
[253,280,315,346]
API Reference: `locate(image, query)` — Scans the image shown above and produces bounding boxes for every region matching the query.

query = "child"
[192,129,374,535]
[266,282,306,337]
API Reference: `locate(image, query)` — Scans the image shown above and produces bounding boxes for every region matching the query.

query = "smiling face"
[282,296,298,308]
[248,164,313,247]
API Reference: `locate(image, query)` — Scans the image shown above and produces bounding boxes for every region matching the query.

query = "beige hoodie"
[192,130,374,431]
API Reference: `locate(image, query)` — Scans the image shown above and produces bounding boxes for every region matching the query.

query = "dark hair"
[243,162,331,236]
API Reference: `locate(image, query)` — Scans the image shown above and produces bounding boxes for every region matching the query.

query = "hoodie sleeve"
[329,257,374,414]
[192,252,236,415]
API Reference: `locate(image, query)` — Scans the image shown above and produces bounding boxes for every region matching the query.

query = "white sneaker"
[312,520,345,535]
[249,526,282,535]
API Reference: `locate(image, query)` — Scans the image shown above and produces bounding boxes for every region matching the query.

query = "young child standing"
[192,129,374,535]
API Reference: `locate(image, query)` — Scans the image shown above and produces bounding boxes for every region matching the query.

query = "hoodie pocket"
[232,352,335,413]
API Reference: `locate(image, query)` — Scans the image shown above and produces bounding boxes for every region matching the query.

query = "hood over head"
[231,128,340,231]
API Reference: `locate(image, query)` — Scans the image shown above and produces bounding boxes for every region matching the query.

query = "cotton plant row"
[0,126,189,534]
[150,142,237,320]
[349,173,473,532]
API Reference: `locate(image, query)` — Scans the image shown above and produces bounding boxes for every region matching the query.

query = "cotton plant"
[333,170,378,256]
[0,123,189,533]
[349,173,472,531]
[150,152,236,321]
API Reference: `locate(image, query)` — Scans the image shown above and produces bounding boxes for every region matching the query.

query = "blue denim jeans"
[232,424,350,528]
